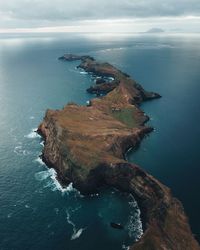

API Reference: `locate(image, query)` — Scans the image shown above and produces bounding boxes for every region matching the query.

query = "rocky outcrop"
[87,80,119,95]
[38,54,199,250]
[58,54,94,62]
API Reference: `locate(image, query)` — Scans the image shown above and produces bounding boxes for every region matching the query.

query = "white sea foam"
[66,209,85,240]
[14,145,30,156]
[71,228,84,240]
[25,128,40,139]
[35,167,78,195]
[35,157,45,165]
[66,209,76,232]
[35,170,52,181]
[30,116,35,120]
[126,199,143,241]
[128,200,138,208]
[14,146,22,155]
[122,245,130,250]
[49,168,73,193]
[79,71,88,75]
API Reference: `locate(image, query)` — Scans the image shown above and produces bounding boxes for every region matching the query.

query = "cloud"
[0,0,200,30]
[1,0,200,20]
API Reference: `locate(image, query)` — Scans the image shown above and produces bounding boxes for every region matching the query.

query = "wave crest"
[25,128,40,139]
[35,167,79,195]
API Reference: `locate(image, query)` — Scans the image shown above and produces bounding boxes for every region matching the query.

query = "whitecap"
[7,213,12,218]
[71,228,84,240]
[14,146,30,156]
[79,71,88,75]
[25,128,40,139]
[35,170,52,181]
[35,157,45,165]
[49,169,81,195]
[14,146,22,155]
[30,116,35,120]
[49,168,71,193]
[23,150,30,155]
[122,245,130,250]
[40,141,44,146]
[35,167,78,194]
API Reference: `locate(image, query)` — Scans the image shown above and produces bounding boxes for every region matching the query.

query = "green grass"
[111,107,136,128]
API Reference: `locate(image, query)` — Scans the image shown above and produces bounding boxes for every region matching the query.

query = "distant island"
[145,28,165,33]
[38,54,199,250]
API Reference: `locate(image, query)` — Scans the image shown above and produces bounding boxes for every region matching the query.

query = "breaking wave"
[71,228,84,240]
[79,70,88,75]
[35,157,45,165]
[35,170,52,181]
[35,167,78,195]
[126,198,143,242]
[25,128,40,139]
[122,245,130,250]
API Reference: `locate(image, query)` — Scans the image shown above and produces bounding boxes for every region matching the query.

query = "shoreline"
[38,54,200,250]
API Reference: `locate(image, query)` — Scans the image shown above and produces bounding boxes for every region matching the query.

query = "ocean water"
[0,32,199,249]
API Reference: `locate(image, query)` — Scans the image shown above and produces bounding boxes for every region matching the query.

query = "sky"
[0,0,200,33]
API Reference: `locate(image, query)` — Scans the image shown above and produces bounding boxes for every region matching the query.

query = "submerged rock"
[110,222,124,230]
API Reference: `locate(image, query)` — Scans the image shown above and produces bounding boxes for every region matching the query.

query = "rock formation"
[38,54,200,250]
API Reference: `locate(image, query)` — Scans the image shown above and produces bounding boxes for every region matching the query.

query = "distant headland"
[145,28,165,33]
[38,54,200,250]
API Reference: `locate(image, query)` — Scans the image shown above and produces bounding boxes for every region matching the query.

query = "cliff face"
[38,54,200,250]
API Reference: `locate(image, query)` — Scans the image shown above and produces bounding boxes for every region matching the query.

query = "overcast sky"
[0,0,200,33]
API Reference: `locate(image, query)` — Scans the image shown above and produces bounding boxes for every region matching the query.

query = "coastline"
[38,54,200,250]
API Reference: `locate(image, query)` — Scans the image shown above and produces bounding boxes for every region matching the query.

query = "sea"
[0,32,199,250]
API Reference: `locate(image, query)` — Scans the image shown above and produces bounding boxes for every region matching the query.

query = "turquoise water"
[0,33,199,249]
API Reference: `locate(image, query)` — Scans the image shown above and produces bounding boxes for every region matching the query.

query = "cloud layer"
[0,0,200,31]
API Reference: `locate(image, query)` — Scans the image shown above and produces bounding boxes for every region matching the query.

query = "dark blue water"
[0,33,199,249]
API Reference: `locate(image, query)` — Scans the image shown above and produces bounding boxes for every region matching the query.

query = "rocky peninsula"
[38,54,200,250]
